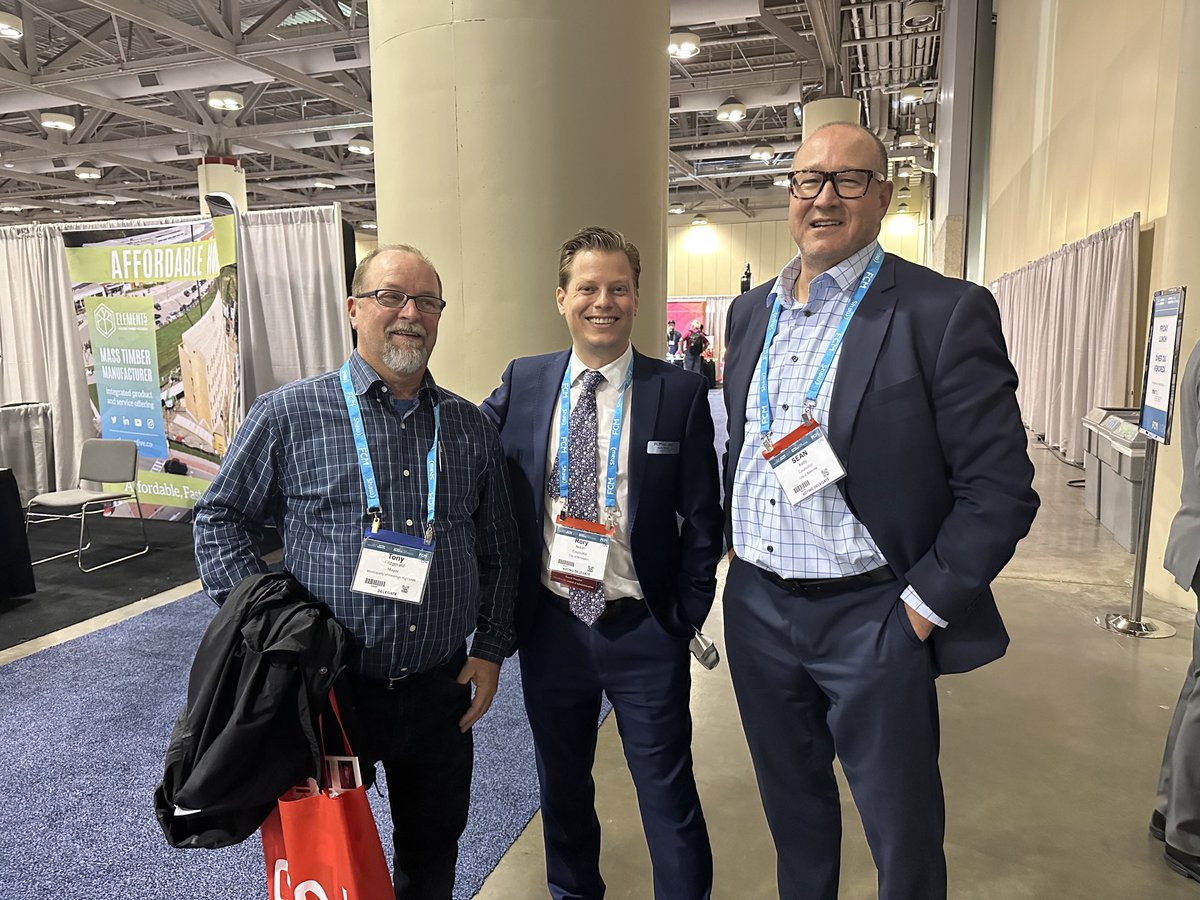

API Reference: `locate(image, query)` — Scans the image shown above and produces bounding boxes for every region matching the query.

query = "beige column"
[801,96,862,135]
[197,156,248,214]
[369,0,669,401]
[1145,4,1200,608]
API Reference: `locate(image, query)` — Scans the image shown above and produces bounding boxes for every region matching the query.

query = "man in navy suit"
[721,123,1039,899]
[482,226,722,899]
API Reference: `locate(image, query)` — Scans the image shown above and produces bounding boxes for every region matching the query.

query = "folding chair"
[25,438,150,572]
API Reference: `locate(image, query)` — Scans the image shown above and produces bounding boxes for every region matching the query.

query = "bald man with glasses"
[720,123,1039,899]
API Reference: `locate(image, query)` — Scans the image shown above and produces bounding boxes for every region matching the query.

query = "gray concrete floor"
[478,445,1199,898]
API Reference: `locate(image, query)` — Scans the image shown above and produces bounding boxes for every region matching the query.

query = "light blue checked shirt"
[730,242,947,627]
[194,351,520,677]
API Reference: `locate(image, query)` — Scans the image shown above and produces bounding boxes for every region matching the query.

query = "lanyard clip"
[423,522,435,545]
[370,514,380,534]
[761,434,775,453]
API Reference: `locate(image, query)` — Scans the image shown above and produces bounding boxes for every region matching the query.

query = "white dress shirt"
[540,343,643,601]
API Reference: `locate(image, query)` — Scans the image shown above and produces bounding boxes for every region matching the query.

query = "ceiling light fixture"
[313,178,336,189]
[899,82,924,104]
[716,96,747,123]
[902,1,937,29]
[667,30,701,59]
[41,111,77,132]
[347,135,374,155]
[669,202,686,215]
[207,89,244,111]
[0,203,22,213]
[896,163,915,178]
[749,141,776,162]
[691,213,708,226]
[3,162,13,168]
[361,221,378,230]
[897,132,921,148]
[75,164,102,180]
[0,12,22,40]
[898,186,912,199]
[897,202,909,213]
[773,172,790,187]
[94,195,117,206]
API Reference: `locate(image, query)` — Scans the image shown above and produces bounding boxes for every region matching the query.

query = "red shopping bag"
[261,694,393,900]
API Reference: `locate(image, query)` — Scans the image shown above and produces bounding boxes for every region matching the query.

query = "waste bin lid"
[1099,414,1146,451]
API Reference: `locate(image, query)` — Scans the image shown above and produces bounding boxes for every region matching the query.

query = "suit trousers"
[1155,604,1200,856]
[520,587,712,900]
[723,557,946,900]
[349,649,473,900]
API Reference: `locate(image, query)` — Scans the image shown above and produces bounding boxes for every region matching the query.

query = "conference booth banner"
[63,211,239,519]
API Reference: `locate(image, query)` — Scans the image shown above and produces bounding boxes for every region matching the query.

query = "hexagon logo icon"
[94,304,116,339]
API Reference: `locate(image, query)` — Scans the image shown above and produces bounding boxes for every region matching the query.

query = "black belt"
[760,565,895,597]
[354,649,465,691]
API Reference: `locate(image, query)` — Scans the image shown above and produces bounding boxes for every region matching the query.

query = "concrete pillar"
[197,156,248,215]
[369,0,669,401]
[801,96,862,136]
[1145,4,1200,608]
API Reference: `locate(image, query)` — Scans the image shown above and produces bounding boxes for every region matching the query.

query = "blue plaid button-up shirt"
[194,351,519,677]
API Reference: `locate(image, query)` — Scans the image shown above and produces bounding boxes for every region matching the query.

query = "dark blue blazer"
[723,253,1040,674]
[482,348,723,644]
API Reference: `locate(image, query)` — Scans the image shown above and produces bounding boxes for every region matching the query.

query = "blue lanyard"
[758,245,884,448]
[340,362,439,542]
[556,358,635,519]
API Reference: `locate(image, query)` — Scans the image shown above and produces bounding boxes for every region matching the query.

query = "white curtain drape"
[991,214,1139,464]
[238,205,351,404]
[0,224,92,490]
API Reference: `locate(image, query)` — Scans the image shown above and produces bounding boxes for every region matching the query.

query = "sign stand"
[1097,286,1187,639]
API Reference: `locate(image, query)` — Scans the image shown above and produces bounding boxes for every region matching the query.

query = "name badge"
[351,529,434,603]
[763,418,846,503]
[548,516,612,592]
[647,441,680,455]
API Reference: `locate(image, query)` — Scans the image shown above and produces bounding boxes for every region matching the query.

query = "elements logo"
[94,304,117,339]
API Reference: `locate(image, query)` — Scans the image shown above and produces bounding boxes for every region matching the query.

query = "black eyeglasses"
[787,169,884,200]
[357,289,446,315]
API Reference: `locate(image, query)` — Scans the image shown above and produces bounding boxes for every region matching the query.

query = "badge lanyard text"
[340,362,439,543]
[556,360,635,526]
[758,245,884,451]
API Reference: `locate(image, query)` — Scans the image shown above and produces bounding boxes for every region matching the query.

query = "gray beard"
[380,340,429,377]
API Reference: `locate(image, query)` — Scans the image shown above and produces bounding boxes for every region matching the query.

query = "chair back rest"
[78,439,139,486]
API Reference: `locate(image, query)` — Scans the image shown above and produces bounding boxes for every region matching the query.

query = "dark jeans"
[349,648,473,900]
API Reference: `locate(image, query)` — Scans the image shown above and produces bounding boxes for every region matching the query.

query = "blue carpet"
[0,590,547,899]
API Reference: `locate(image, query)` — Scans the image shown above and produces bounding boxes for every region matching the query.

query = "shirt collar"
[347,349,439,401]
[568,342,634,388]
[767,240,881,308]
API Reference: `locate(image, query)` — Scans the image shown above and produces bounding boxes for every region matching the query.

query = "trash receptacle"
[1081,407,1139,521]
[1086,411,1146,552]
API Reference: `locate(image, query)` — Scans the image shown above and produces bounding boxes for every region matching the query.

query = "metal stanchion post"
[1096,439,1177,638]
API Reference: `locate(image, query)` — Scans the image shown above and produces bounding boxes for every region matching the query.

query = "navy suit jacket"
[723,252,1040,674]
[482,348,724,644]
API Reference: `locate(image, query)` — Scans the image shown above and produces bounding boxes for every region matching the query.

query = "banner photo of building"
[63,216,239,519]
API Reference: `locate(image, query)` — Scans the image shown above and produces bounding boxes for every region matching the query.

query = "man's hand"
[456,657,501,732]
[904,604,936,642]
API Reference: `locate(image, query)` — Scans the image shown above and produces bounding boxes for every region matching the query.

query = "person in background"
[193,244,519,900]
[666,318,682,358]
[482,226,723,900]
[1154,338,1200,886]
[720,121,1039,900]
[683,319,708,378]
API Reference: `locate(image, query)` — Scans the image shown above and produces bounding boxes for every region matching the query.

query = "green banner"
[66,239,221,284]
[103,470,213,509]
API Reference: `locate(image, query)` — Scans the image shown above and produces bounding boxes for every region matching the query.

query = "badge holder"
[548,515,613,592]
[351,527,434,604]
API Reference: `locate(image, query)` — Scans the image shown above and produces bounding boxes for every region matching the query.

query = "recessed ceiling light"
[716,97,747,123]
[690,213,708,226]
[347,135,374,155]
[41,111,77,132]
[207,89,244,111]
[0,12,22,40]
[668,30,701,60]
[75,164,102,180]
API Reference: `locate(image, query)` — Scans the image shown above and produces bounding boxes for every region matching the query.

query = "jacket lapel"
[828,254,898,456]
[531,351,572,525]
[727,284,776,459]
[626,348,661,534]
